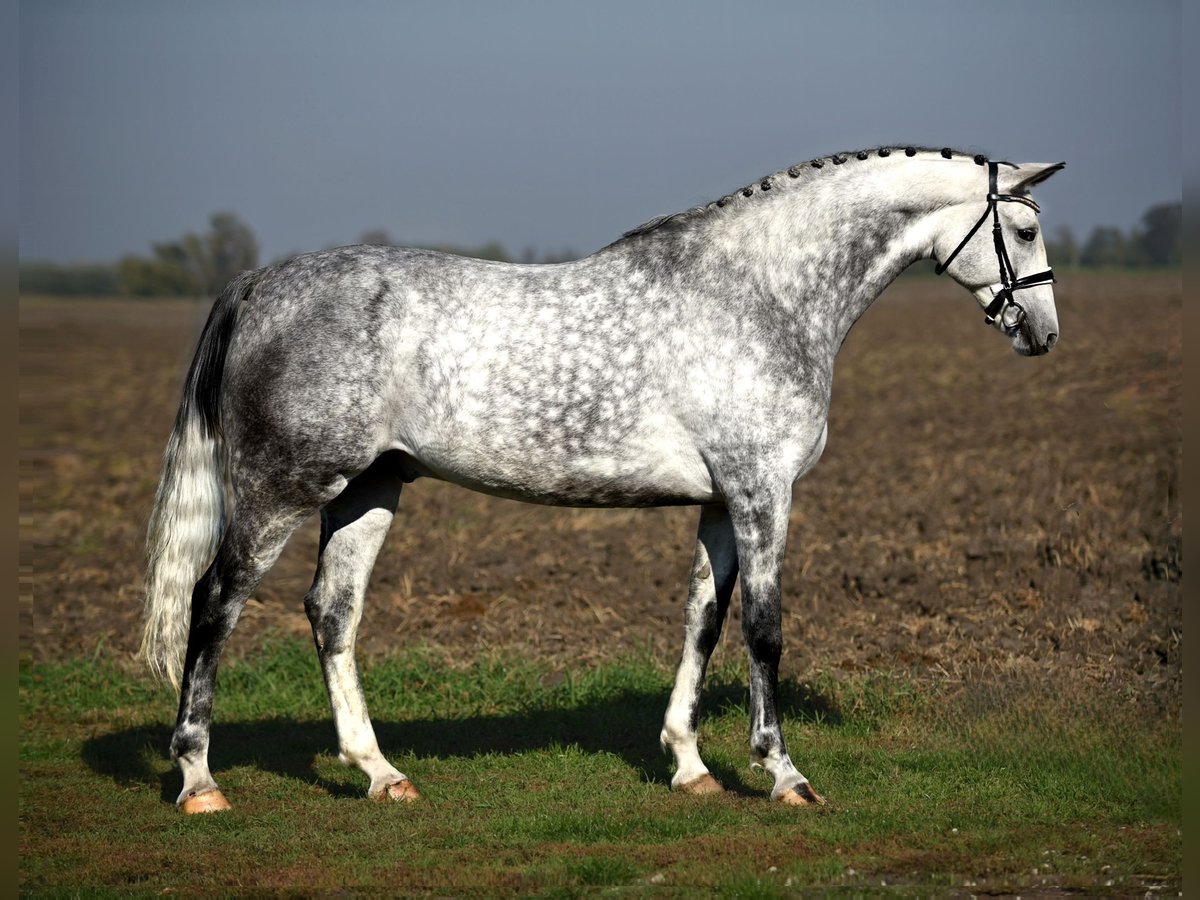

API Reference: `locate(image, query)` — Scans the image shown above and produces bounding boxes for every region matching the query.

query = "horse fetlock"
[175,748,220,808]
[659,720,694,752]
[766,769,806,799]
[169,725,206,762]
[748,740,810,795]
[662,723,711,789]
[337,747,385,771]
[175,752,221,803]
[748,735,779,766]
[754,752,813,802]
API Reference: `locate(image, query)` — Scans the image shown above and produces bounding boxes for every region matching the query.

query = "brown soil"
[18,273,1182,703]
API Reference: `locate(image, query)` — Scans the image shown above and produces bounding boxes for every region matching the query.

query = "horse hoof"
[180,789,231,814]
[777,782,825,806]
[375,779,420,802]
[677,774,725,795]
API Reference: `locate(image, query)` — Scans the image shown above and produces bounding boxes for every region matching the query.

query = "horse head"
[933,160,1066,356]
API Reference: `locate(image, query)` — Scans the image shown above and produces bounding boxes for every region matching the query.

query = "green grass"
[20,640,1180,894]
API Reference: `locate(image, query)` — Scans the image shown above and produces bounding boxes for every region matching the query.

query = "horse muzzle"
[975,284,1058,356]
[1006,314,1058,356]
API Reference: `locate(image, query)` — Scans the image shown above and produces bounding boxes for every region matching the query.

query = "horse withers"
[141,147,1063,813]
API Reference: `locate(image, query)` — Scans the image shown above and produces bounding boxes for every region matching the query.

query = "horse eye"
[1017,227,1038,242]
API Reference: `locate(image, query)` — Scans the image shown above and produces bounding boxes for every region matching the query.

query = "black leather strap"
[934,204,990,275]
[982,269,1056,323]
[935,161,1055,325]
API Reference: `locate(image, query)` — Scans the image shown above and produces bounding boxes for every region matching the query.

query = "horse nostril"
[1045,332,1058,349]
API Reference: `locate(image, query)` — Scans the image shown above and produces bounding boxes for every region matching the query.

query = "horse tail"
[141,270,256,689]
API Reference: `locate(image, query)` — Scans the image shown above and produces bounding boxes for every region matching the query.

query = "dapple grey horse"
[142,146,1063,813]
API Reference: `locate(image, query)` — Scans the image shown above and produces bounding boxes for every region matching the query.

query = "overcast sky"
[20,0,1181,264]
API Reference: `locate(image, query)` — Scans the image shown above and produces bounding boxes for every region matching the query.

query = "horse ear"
[999,161,1066,196]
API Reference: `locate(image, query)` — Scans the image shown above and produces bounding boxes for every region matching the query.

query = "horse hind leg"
[304,456,417,802]
[661,504,738,795]
[171,496,314,813]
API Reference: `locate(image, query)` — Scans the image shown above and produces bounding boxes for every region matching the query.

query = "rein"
[934,161,1055,328]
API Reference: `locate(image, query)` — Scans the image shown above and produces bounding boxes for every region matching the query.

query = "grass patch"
[20,640,1180,894]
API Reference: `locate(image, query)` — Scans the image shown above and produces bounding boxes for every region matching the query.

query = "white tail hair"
[141,420,226,688]
[140,272,255,689]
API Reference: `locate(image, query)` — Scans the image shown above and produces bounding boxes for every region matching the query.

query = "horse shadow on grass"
[81,677,843,804]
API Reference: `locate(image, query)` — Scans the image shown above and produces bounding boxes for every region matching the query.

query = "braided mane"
[613,145,988,245]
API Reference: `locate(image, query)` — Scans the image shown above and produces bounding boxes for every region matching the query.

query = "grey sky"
[20,0,1181,264]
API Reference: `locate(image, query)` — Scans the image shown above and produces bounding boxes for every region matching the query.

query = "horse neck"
[697,161,960,356]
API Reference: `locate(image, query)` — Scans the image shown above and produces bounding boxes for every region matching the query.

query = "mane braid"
[612,145,986,245]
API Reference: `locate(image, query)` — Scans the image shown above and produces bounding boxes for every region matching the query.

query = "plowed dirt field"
[18,272,1182,705]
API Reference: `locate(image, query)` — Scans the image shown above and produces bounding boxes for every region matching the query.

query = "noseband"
[934,161,1055,328]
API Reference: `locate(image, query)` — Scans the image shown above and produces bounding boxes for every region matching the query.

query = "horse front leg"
[661,504,738,794]
[728,485,825,806]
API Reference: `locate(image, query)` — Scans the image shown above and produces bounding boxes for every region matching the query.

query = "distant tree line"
[116,212,260,297]
[19,202,1178,297]
[21,216,581,297]
[21,212,260,297]
[1043,202,1181,269]
[18,262,119,296]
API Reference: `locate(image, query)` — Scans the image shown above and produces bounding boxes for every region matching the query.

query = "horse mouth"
[1008,322,1054,356]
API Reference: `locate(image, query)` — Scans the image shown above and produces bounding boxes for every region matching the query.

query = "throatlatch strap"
[933,206,990,275]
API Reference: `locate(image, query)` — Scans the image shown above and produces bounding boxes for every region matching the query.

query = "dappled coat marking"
[141,146,1064,811]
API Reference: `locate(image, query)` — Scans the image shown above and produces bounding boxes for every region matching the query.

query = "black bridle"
[934,161,1055,328]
